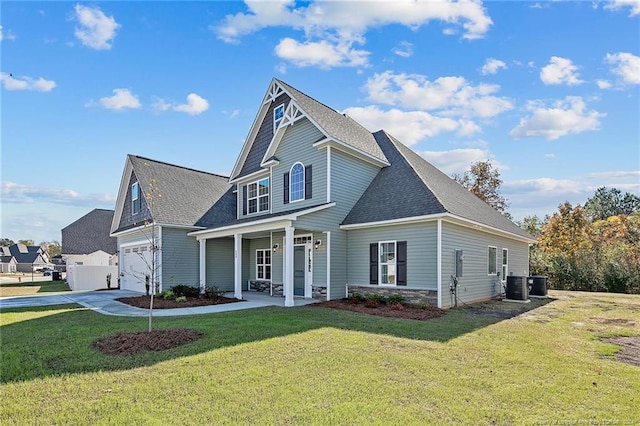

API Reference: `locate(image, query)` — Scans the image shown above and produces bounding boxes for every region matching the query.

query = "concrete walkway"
[0,290,318,317]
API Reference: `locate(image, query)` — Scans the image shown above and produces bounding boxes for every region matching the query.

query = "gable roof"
[0,255,16,264]
[6,244,48,264]
[112,155,232,234]
[62,209,117,255]
[230,78,388,181]
[343,131,533,241]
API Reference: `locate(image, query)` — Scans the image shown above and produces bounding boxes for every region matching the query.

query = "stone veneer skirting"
[347,286,438,306]
[248,280,326,301]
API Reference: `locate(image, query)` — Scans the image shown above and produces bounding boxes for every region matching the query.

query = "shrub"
[366,294,385,304]
[203,286,225,300]
[391,303,404,311]
[387,294,405,305]
[364,298,378,308]
[352,292,365,301]
[171,285,200,298]
[175,296,187,303]
[158,290,174,300]
[348,296,360,305]
[419,302,431,310]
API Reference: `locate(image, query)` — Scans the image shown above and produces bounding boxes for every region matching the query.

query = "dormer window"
[131,182,140,214]
[290,162,305,202]
[273,104,284,133]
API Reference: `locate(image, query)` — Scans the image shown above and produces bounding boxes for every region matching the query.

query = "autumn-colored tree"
[40,241,62,258]
[18,239,35,246]
[0,238,15,246]
[453,160,508,213]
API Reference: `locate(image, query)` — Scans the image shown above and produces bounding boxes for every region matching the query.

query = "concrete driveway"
[0,290,317,317]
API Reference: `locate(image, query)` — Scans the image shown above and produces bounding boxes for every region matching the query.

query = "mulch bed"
[115,295,242,309]
[313,299,446,320]
[93,328,203,355]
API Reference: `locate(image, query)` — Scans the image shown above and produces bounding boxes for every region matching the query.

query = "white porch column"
[234,234,243,300]
[199,239,206,294]
[284,226,295,307]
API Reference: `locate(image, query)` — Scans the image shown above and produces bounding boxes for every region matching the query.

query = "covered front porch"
[190,215,330,307]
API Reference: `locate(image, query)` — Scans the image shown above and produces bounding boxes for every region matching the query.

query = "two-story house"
[111,78,534,308]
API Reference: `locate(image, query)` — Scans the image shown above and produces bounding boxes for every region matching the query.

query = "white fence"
[67,265,119,291]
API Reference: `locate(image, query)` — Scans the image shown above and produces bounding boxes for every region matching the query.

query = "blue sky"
[1,0,639,244]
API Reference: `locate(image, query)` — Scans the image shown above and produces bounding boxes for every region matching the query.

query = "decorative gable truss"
[260,100,310,168]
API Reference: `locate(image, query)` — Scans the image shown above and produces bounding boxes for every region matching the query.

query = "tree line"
[456,162,639,294]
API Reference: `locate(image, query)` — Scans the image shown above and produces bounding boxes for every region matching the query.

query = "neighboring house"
[111,78,535,307]
[62,209,118,267]
[0,255,18,273]
[2,244,50,273]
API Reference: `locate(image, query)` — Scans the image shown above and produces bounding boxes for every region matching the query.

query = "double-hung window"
[488,246,497,275]
[379,241,396,285]
[247,178,269,214]
[290,162,305,202]
[256,249,271,280]
[273,104,284,133]
[132,182,140,214]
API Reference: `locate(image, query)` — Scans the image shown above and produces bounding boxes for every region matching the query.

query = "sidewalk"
[0,290,317,317]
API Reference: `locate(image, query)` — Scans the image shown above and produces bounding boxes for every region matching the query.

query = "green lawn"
[1,291,638,425]
[0,279,69,297]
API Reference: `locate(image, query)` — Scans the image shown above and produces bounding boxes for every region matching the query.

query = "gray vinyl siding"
[268,231,326,288]
[272,118,326,213]
[440,221,530,308]
[272,231,284,285]
[295,149,381,300]
[347,223,438,289]
[161,227,199,288]
[206,238,234,291]
[242,243,250,291]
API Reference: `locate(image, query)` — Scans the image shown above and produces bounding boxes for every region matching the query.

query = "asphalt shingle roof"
[127,155,233,229]
[343,131,533,240]
[62,209,118,255]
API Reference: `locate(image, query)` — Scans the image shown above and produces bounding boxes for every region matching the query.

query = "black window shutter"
[397,241,407,286]
[305,165,312,200]
[369,243,378,285]
[242,185,247,216]
[283,172,289,204]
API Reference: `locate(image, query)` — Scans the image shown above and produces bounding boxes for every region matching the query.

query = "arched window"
[290,162,305,202]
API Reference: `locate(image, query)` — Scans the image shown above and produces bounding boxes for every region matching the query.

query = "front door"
[294,246,305,296]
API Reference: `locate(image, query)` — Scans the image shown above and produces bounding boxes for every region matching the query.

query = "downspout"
[437,219,442,309]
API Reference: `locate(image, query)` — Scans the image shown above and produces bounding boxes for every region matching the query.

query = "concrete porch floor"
[0,290,319,317]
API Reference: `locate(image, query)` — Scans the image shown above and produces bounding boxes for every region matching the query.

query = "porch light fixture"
[272,243,279,253]
[314,239,322,250]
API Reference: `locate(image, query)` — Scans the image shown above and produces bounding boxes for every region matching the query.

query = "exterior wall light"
[272,244,279,253]
[314,239,322,250]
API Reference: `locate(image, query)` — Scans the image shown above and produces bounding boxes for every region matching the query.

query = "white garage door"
[121,245,153,293]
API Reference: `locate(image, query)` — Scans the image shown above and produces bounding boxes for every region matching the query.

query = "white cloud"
[419,148,502,176]
[587,170,640,179]
[342,106,478,146]
[73,4,120,50]
[276,63,288,74]
[214,0,492,42]
[544,153,557,159]
[223,109,240,119]
[173,93,209,115]
[151,97,171,113]
[0,25,16,41]
[510,96,605,140]
[540,56,584,86]
[274,36,368,68]
[0,72,56,92]
[392,41,413,58]
[97,89,141,110]
[605,52,640,85]
[213,0,492,68]
[2,181,116,206]
[363,71,513,118]
[604,0,640,16]
[596,79,612,89]
[481,58,507,75]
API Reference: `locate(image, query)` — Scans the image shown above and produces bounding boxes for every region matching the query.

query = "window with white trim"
[488,246,497,275]
[379,241,396,285]
[247,178,269,214]
[256,249,271,280]
[501,249,508,280]
[132,182,140,214]
[273,104,285,133]
[290,162,305,202]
